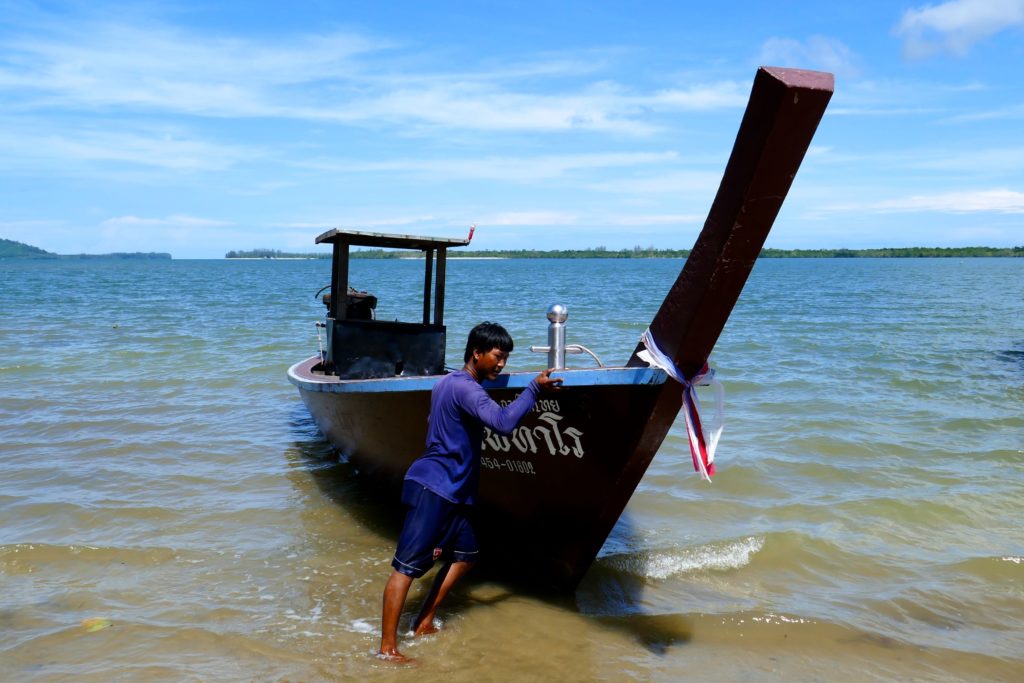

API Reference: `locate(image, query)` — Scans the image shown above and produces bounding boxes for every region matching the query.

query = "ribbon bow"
[638,329,725,482]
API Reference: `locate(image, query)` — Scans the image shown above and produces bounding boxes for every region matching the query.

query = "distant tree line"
[225,249,330,259]
[226,245,1024,259]
[760,246,1024,258]
[224,246,684,259]
[59,252,171,260]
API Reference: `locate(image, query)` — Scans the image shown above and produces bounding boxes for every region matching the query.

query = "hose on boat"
[565,343,604,367]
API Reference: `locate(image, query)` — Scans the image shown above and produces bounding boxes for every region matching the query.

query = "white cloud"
[0,121,258,172]
[0,24,384,95]
[313,81,744,134]
[341,83,657,134]
[0,219,66,250]
[484,211,580,226]
[278,216,441,231]
[2,214,241,256]
[479,210,705,228]
[0,219,65,231]
[791,143,1024,178]
[942,102,1024,122]
[904,146,1024,174]
[87,214,242,256]
[827,105,944,117]
[294,152,680,183]
[818,188,1024,214]
[825,76,987,117]
[0,20,744,135]
[643,82,748,110]
[873,189,1024,213]
[101,215,234,229]
[895,0,1024,58]
[945,224,1021,242]
[597,213,704,227]
[759,36,863,79]
[279,211,705,235]
[585,170,721,195]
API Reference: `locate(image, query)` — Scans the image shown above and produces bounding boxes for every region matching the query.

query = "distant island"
[0,238,170,260]
[226,245,1024,259]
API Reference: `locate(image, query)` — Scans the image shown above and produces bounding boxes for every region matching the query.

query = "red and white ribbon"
[639,329,724,482]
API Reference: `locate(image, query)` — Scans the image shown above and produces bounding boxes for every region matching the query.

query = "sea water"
[1,257,1022,682]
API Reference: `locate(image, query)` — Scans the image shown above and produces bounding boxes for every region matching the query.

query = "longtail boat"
[288,67,834,590]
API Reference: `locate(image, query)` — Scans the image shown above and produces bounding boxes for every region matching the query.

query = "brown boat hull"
[290,357,670,589]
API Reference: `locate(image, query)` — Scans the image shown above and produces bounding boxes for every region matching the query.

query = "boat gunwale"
[287,356,669,394]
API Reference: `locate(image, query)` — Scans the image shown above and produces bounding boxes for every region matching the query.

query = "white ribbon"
[638,328,725,482]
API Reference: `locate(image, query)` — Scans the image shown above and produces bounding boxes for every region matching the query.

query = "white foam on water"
[347,618,376,634]
[751,613,811,625]
[402,617,442,637]
[607,536,765,580]
[1001,556,1022,564]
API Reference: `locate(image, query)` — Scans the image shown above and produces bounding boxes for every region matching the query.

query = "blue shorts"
[391,480,479,578]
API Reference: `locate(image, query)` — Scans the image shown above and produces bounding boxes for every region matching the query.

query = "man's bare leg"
[379,570,415,661]
[412,560,476,636]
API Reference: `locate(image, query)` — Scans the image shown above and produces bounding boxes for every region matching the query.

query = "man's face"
[475,347,509,380]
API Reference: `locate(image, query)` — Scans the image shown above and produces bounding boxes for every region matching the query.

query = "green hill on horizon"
[0,238,171,260]
[0,238,56,259]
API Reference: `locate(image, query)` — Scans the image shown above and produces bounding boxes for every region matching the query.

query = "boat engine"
[321,286,377,321]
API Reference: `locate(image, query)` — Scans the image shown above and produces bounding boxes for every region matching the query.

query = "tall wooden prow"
[572,67,834,587]
[628,66,835,373]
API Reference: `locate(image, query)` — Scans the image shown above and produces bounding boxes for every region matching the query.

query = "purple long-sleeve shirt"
[405,370,539,505]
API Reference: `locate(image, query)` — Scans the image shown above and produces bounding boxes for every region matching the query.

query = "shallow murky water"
[2,257,1022,681]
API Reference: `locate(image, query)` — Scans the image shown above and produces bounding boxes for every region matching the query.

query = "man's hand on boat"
[535,368,564,392]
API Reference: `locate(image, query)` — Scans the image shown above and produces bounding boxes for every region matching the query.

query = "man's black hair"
[464,321,514,362]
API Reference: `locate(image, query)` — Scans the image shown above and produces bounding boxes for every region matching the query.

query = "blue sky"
[1,0,1022,258]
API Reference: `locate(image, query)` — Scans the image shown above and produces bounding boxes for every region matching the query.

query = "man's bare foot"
[376,648,416,664]
[412,618,440,637]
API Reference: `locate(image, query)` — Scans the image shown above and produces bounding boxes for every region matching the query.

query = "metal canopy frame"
[319,229,470,326]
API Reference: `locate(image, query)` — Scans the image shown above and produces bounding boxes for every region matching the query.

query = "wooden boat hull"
[289,356,670,589]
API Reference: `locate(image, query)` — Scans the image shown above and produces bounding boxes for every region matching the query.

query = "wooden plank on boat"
[434,248,447,325]
[330,241,349,320]
[422,249,433,324]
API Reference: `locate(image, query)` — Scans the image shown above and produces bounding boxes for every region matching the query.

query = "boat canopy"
[315,228,470,251]
[318,228,470,325]
[318,228,471,379]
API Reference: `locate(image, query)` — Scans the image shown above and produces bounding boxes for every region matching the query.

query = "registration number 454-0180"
[481,456,536,475]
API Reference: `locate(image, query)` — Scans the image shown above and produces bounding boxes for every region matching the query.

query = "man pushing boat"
[378,321,562,662]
